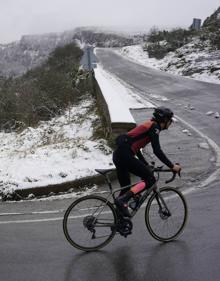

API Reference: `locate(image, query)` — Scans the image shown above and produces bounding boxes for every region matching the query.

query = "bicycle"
[63,163,188,252]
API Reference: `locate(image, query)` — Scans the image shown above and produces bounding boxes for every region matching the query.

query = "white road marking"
[136,90,220,189]
[0,187,195,224]
[0,217,64,224]
[0,210,65,216]
[1,109,218,225]
[0,211,110,224]
[1,85,219,224]
[175,115,220,188]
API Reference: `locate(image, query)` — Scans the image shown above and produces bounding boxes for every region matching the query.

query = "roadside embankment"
[13,65,215,200]
[13,66,137,200]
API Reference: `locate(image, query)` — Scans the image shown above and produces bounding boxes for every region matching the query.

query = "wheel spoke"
[63,195,117,251]
[145,187,187,241]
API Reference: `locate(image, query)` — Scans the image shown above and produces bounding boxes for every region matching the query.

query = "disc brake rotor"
[159,208,171,220]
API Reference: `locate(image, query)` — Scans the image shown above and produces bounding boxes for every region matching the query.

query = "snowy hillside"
[116,39,220,84]
[0,31,76,77]
[0,98,112,195]
[0,27,135,77]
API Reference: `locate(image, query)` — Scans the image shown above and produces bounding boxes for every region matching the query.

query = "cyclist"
[113,106,181,217]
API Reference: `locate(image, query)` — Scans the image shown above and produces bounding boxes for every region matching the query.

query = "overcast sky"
[0,0,219,44]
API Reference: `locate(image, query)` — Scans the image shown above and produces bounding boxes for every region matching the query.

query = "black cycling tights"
[113,146,156,196]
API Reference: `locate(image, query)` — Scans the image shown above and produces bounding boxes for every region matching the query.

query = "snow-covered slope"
[0,28,135,77]
[0,98,112,194]
[0,31,76,77]
[0,63,153,196]
[117,40,220,84]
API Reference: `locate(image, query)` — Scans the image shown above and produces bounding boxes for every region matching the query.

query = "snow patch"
[149,94,168,101]
[214,112,219,118]
[116,42,220,85]
[198,142,209,150]
[0,98,113,194]
[182,129,192,136]
[206,111,214,116]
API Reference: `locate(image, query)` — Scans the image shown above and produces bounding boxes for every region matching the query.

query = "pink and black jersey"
[127,120,173,168]
[127,120,154,154]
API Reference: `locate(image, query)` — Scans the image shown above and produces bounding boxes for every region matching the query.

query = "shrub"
[146,28,197,59]
[0,43,91,131]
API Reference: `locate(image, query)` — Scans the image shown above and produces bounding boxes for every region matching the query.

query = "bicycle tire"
[145,187,188,242]
[63,195,117,251]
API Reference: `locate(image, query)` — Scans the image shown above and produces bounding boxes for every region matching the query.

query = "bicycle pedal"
[119,231,132,238]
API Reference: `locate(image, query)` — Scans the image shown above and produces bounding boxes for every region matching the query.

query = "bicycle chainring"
[117,218,133,237]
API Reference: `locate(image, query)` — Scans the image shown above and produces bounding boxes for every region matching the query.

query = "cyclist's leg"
[113,147,131,196]
[115,159,156,216]
[128,158,156,194]
[114,149,156,215]
[115,167,131,196]
[113,147,135,216]
[116,157,156,201]
[130,181,146,194]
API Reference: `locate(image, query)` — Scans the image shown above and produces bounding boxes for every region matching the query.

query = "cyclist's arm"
[148,125,174,169]
[136,149,149,166]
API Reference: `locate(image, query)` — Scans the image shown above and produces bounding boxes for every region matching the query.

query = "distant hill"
[0,27,135,77]
[128,6,219,82]
[145,6,220,60]
[73,27,134,47]
[0,42,86,131]
[0,31,76,77]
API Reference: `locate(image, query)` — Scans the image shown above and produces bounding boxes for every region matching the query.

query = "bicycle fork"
[131,184,171,218]
[155,190,171,218]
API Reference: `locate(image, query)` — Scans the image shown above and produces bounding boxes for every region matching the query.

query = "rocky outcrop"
[203,7,220,29]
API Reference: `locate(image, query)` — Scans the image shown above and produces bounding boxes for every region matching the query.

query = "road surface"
[1,49,220,281]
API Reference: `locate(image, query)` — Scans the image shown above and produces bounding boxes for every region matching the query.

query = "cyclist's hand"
[172,164,181,173]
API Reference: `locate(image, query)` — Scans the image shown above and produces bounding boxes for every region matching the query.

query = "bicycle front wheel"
[63,195,117,251]
[145,187,188,242]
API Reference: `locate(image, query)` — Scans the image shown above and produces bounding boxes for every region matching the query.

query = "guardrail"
[93,68,136,138]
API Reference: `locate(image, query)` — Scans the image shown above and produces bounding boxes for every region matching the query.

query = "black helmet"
[153,107,174,122]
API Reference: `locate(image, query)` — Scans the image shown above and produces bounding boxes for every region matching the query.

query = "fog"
[0,0,219,43]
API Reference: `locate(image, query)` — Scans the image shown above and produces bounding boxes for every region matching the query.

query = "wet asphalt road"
[1,184,220,281]
[96,49,220,146]
[0,49,220,281]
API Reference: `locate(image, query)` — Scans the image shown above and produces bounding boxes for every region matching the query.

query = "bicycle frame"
[63,167,186,251]
[94,167,176,221]
[90,166,180,223]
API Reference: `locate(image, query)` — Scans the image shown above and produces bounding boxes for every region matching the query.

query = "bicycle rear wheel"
[145,187,188,242]
[63,195,117,251]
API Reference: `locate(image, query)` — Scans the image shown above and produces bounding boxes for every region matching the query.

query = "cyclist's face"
[165,119,173,129]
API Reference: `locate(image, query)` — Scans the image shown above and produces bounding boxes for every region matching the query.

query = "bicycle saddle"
[95,168,116,175]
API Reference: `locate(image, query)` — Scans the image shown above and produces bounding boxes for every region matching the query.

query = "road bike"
[63,163,188,251]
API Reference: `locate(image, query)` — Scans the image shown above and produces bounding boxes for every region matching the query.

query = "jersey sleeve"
[148,124,174,168]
